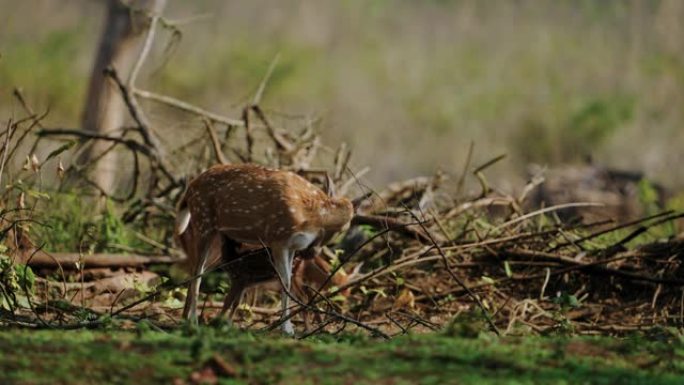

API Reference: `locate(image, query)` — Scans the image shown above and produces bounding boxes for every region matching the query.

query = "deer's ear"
[324,173,336,197]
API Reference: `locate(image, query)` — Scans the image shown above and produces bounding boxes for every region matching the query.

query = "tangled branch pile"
[1,10,683,338]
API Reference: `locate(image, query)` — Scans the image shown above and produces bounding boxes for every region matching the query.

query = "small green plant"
[638,178,661,215]
[358,224,377,238]
[550,292,581,335]
[553,292,580,310]
[443,310,490,339]
[0,246,35,312]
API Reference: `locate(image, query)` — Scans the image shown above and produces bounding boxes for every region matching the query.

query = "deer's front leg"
[272,245,295,335]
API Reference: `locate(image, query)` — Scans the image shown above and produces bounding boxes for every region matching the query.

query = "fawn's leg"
[217,236,244,322]
[219,280,245,321]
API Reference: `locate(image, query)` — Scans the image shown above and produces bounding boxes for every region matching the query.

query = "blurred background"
[1,0,683,190]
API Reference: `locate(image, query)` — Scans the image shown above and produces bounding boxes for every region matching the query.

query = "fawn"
[176,163,354,334]
[175,231,353,325]
[216,238,355,322]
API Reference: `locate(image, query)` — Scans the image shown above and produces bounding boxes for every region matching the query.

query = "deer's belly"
[286,231,318,250]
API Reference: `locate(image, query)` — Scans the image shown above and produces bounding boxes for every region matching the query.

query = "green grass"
[1,328,683,385]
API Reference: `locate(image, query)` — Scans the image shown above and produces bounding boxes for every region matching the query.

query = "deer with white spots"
[176,163,354,334]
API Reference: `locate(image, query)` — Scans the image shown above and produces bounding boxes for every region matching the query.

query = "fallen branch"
[352,214,432,244]
[20,252,177,269]
[503,248,684,286]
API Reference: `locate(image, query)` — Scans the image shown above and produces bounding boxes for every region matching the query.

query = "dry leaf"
[189,367,217,385]
[57,159,65,179]
[30,154,40,172]
[392,288,415,310]
[17,192,25,209]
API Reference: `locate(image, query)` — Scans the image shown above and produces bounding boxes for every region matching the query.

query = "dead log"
[20,251,176,269]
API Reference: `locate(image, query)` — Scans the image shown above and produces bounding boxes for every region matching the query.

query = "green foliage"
[99,201,134,251]
[361,224,380,238]
[33,193,84,252]
[513,95,634,163]
[553,292,580,310]
[567,96,634,149]
[633,178,679,241]
[549,292,581,335]
[0,248,35,311]
[667,193,684,213]
[667,193,684,235]
[73,307,99,323]
[638,178,661,215]
[443,310,492,339]
[33,193,157,253]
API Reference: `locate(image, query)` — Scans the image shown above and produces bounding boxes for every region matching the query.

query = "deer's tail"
[175,193,191,235]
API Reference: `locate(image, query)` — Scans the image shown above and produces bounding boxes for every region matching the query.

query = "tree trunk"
[80,0,166,193]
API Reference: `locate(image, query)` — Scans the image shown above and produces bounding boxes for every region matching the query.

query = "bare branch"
[134,88,244,126]
[252,53,281,106]
[203,118,228,165]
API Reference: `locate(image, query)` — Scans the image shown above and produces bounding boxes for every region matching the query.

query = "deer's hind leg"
[183,231,219,325]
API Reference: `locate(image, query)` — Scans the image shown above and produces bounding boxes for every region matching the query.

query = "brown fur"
[184,163,353,248]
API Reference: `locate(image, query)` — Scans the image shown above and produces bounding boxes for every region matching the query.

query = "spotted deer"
[176,163,354,334]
